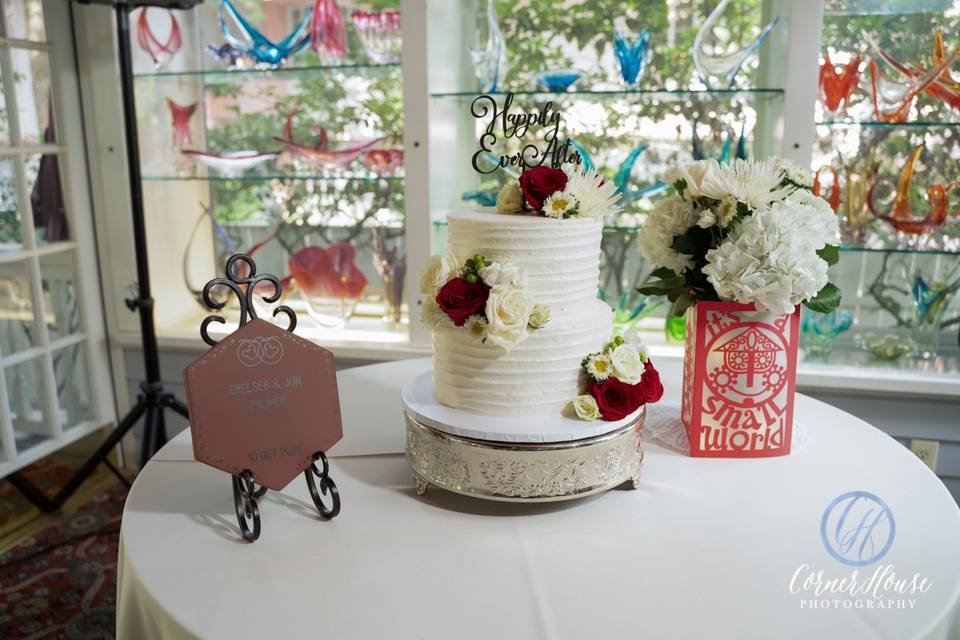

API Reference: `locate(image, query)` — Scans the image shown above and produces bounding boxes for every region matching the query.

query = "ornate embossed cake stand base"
[402,373,644,503]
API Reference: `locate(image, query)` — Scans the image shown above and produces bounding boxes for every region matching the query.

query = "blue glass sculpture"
[469,0,509,92]
[801,309,853,356]
[599,290,664,334]
[534,69,582,92]
[613,18,650,85]
[692,0,780,89]
[220,0,312,66]
[691,120,748,164]
[462,190,499,207]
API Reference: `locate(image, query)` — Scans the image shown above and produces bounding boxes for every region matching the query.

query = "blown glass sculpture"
[181,150,279,178]
[867,144,956,235]
[469,0,508,92]
[801,309,853,356]
[206,42,244,67]
[372,227,405,327]
[534,69,582,92]
[869,29,960,114]
[273,108,382,170]
[361,149,404,175]
[692,0,780,89]
[351,10,402,64]
[843,161,873,240]
[289,243,367,329]
[166,98,197,150]
[613,18,649,86]
[220,0,311,66]
[136,8,182,69]
[866,33,959,123]
[691,120,747,164]
[819,52,861,117]
[569,143,667,205]
[813,166,841,213]
[310,0,349,65]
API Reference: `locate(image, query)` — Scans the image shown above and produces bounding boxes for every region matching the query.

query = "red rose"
[589,377,644,421]
[519,166,568,210]
[435,277,490,326]
[638,360,664,404]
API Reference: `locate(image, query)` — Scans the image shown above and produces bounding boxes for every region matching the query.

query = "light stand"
[8,0,201,511]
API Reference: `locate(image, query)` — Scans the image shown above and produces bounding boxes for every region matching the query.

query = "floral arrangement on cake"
[637,157,841,316]
[495,164,622,219]
[571,336,663,422]
[419,251,549,351]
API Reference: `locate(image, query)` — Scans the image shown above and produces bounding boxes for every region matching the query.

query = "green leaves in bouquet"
[817,244,840,267]
[636,267,696,317]
[804,282,841,314]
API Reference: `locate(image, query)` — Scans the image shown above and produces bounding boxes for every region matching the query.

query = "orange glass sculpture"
[813,166,841,213]
[872,30,960,112]
[867,144,953,235]
[867,33,960,122]
[819,53,861,116]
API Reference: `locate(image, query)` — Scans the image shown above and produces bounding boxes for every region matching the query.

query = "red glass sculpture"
[813,166,841,213]
[361,149,404,175]
[166,98,197,150]
[310,0,349,64]
[819,53,861,117]
[867,33,960,122]
[289,243,367,328]
[136,8,182,68]
[273,107,382,169]
[868,144,956,235]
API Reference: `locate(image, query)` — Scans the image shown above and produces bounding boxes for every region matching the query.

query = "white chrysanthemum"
[664,158,721,200]
[702,204,832,315]
[464,315,488,343]
[774,157,811,186]
[585,353,613,381]
[419,298,451,329]
[700,158,793,210]
[563,165,621,219]
[637,194,698,273]
[542,189,579,218]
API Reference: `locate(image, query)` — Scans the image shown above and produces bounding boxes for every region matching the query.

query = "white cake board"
[401,371,643,444]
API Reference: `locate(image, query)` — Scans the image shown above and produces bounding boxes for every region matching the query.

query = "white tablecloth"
[117,359,960,640]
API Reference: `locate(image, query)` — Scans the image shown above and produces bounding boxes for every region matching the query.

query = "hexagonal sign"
[183,318,343,490]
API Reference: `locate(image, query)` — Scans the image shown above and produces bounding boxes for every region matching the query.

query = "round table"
[117,359,960,640]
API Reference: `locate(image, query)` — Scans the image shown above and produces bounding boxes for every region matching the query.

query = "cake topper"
[470,92,583,174]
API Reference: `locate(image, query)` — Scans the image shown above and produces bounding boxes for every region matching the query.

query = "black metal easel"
[7,0,202,511]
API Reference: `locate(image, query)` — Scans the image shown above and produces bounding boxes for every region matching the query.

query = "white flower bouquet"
[637,157,841,316]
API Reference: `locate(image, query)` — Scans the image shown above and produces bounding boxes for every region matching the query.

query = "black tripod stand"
[8,0,200,512]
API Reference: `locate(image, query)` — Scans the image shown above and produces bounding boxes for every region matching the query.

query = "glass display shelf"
[133,62,401,81]
[142,174,404,183]
[818,120,960,128]
[430,88,783,103]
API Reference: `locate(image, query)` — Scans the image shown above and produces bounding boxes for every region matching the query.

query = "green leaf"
[803,282,842,313]
[650,266,677,280]
[670,226,712,256]
[673,178,687,196]
[817,244,840,266]
[670,293,694,317]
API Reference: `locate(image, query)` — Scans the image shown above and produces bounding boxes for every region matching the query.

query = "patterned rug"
[0,483,126,639]
[0,459,76,530]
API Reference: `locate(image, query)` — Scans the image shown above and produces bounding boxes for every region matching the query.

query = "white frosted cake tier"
[434,298,612,416]
[404,371,643,443]
[447,207,604,311]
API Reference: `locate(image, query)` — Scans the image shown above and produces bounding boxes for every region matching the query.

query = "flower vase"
[681,301,800,458]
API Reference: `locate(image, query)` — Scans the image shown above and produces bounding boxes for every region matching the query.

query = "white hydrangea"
[637,194,698,273]
[700,158,793,210]
[701,194,837,315]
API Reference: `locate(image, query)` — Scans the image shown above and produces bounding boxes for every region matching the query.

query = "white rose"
[664,159,720,199]
[479,261,526,288]
[527,303,550,329]
[572,394,601,421]
[484,284,534,351]
[610,342,644,384]
[495,182,523,214]
[419,253,453,295]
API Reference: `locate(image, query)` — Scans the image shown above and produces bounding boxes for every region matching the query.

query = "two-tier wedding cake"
[402,163,663,502]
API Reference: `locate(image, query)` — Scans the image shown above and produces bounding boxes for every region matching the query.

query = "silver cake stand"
[402,372,645,503]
